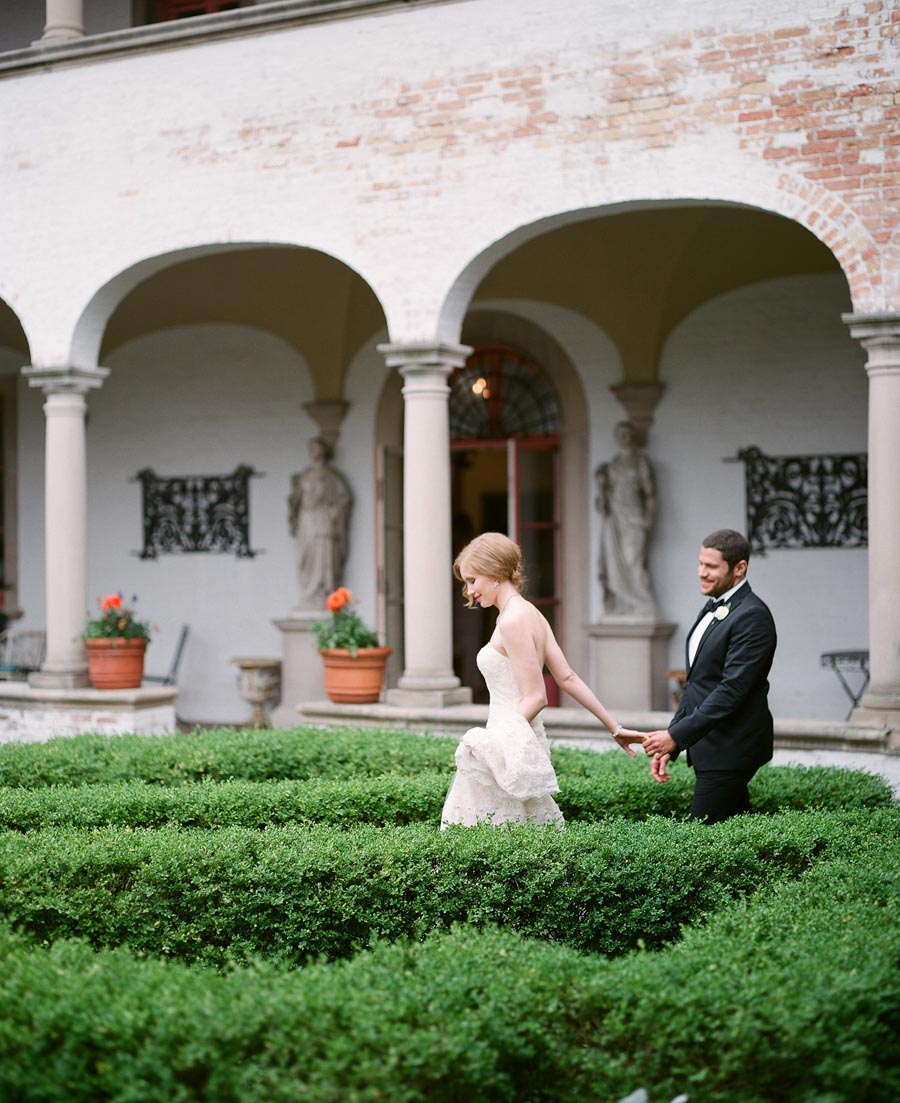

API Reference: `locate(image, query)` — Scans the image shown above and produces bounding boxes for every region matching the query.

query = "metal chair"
[820,650,869,721]
[0,629,47,679]
[143,624,190,686]
[142,626,189,683]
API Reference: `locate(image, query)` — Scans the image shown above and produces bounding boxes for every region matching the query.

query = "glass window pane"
[520,527,555,601]
[518,449,554,523]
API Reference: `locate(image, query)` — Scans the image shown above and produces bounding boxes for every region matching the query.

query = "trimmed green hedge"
[0,773,451,831]
[0,727,890,830]
[0,727,458,789]
[0,839,895,1103]
[0,759,891,833]
[0,810,894,966]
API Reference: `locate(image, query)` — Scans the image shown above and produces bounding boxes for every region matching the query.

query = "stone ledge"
[294,701,894,753]
[0,683,178,741]
[0,682,178,706]
[0,0,455,76]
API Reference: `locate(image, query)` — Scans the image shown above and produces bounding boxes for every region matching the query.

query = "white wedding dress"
[440,643,564,829]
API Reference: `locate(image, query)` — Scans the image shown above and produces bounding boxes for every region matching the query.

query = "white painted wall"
[652,273,868,721]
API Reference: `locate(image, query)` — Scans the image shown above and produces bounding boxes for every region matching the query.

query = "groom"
[642,529,777,823]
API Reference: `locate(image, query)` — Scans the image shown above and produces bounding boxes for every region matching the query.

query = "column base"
[853,692,900,739]
[588,618,677,711]
[385,686,473,708]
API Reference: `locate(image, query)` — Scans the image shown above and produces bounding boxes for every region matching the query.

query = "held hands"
[610,727,677,786]
[642,729,677,757]
[612,727,644,757]
[641,729,677,784]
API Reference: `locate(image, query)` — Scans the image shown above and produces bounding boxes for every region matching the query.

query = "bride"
[441,532,644,829]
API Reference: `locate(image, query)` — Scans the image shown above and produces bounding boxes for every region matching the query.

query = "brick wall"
[1,0,896,348]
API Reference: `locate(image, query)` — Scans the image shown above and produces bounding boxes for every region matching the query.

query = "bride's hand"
[613,727,644,757]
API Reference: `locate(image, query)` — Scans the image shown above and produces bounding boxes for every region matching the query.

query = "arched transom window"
[450,346,560,440]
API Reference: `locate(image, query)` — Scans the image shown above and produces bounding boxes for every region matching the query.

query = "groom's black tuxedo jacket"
[669,582,777,773]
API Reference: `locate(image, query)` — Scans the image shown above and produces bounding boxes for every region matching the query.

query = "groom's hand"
[642,729,676,756]
[650,752,672,783]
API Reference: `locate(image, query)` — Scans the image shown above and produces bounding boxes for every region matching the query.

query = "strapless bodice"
[477,644,545,736]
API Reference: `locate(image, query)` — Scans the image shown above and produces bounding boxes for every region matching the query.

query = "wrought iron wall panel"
[737,446,867,553]
[136,465,258,559]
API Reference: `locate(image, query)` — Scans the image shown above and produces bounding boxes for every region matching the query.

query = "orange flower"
[101,593,123,612]
[326,587,351,612]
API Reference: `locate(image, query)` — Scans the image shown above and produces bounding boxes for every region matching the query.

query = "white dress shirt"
[687,579,748,668]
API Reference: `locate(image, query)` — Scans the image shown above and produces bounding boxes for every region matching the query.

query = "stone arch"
[69,241,389,373]
[435,170,882,345]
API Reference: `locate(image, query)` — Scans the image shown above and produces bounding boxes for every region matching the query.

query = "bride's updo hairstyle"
[453,532,526,608]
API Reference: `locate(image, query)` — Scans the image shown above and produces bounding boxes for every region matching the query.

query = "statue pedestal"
[271,612,325,728]
[588,618,676,712]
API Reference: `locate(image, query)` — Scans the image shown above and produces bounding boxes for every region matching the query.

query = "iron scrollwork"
[737,446,867,553]
[136,465,259,559]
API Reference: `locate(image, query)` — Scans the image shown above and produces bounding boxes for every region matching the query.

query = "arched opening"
[0,298,29,630]
[450,345,562,703]
[79,244,388,723]
[439,200,860,718]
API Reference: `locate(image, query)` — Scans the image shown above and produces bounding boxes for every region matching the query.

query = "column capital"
[22,365,109,394]
[609,382,666,445]
[377,341,473,375]
[842,312,900,375]
[303,400,349,451]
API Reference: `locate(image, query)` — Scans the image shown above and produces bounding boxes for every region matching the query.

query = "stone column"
[40,0,84,41]
[378,342,472,707]
[843,312,900,728]
[23,365,108,688]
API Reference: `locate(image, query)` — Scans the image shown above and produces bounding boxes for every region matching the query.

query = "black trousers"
[689,768,757,824]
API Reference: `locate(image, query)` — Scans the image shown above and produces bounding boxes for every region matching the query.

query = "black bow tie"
[703,598,723,614]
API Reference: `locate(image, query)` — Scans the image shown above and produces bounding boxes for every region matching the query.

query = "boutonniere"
[713,604,730,621]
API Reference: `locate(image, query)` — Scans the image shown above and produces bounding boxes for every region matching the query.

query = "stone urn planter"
[232,657,282,727]
[85,638,148,690]
[320,646,392,704]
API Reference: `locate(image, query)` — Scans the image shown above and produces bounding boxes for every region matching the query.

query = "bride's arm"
[543,624,641,756]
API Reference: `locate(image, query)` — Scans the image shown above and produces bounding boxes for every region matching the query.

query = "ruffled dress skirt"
[440,645,564,829]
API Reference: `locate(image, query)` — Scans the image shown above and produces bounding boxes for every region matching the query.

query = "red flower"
[326,587,351,612]
[101,593,123,612]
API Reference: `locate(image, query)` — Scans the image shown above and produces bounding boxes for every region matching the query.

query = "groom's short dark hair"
[702,529,750,568]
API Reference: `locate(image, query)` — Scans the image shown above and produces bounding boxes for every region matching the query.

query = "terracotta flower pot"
[320,646,392,704]
[85,638,148,690]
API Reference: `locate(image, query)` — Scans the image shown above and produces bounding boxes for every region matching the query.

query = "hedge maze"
[0,726,896,1102]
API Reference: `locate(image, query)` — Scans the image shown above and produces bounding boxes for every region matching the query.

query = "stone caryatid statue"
[595,421,658,618]
[288,437,353,610]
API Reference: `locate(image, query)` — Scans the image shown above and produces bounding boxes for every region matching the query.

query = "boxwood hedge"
[0,727,457,789]
[0,729,890,829]
[0,837,895,1103]
[0,764,891,834]
[0,810,894,966]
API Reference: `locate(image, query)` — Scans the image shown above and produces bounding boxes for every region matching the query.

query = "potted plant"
[82,592,152,689]
[312,588,391,703]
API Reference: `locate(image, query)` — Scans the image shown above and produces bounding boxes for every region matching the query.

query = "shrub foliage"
[0,724,895,1102]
